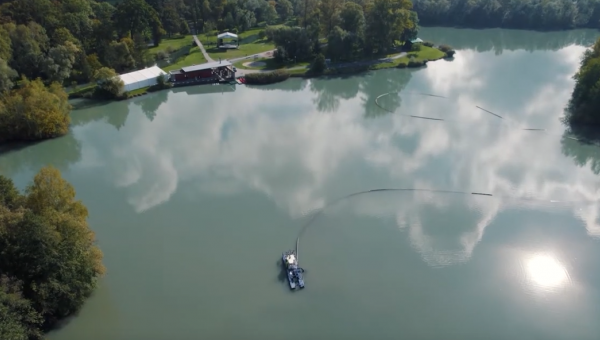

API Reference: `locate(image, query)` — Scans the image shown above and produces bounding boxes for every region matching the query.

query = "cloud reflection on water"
[65,31,600,268]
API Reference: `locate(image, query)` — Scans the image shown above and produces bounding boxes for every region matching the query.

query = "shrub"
[436,44,456,58]
[408,59,426,68]
[310,53,326,75]
[147,75,173,92]
[258,30,266,40]
[264,26,276,41]
[411,43,422,51]
[245,70,290,85]
[92,67,125,100]
[155,50,169,60]
[397,62,407,68]
[423,41,435,47]
[0,78,71,143]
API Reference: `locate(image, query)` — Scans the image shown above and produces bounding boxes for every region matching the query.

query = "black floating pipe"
[410,115,444,121]
[475,106,503,119]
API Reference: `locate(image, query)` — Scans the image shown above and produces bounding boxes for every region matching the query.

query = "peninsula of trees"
[0,166,105,340]
[566,37,600,126]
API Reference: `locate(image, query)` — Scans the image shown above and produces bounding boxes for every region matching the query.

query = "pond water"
[2,27,600,340]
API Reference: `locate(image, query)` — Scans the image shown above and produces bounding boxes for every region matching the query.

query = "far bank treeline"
[566,37,600,126]
[413,0,600,30]
[0,166,104,340]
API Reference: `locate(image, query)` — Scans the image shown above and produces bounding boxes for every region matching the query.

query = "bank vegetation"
[0,166,105,340]
[412,0,600,30]
[566,37,600,126]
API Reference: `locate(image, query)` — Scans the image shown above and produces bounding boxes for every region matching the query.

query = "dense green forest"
[265,0,420,65]
[2,0,596,92]
[0,0,419,87]
[566,37,600,125]
[0,167,105,340]
[413,0,600,30]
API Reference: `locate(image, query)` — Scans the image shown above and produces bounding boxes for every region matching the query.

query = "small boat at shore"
[282,250,305,290]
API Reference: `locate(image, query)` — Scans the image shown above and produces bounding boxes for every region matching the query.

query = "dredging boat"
[282,250,305,290]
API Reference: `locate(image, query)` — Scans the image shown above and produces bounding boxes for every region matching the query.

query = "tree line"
[0,166,105,340]
[412,0,600,30]
[264,0,419,66]
[566,37,600,126]
[1,0,598,91]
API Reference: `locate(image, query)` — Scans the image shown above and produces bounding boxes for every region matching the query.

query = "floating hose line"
[476,106,503,119]
[293,92,596,265]
[293,187,594,265]
[373,91,588,140]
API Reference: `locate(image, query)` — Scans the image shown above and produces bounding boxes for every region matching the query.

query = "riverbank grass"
[68,83,96,96]
[234,57,309,71]
[372,45,446,70]
[148,35,193,57]
[199,27,275,60]
[162,46,207,72]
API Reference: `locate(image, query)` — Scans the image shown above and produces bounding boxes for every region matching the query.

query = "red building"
[169,61,234,83]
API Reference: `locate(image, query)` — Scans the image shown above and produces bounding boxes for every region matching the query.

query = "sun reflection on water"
[525,253,570,290]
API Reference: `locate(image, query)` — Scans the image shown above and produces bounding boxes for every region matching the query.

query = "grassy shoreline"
[69,44,453,98]
[244,45,450,83]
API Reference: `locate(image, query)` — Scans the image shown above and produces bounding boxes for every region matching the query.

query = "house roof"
[118,66,166,85]
[180,61,232,73]
[411,38,424,43]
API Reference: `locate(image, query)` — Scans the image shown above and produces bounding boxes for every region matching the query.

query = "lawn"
[199,27,276,60]
[161,45,207,72]
[397,45,446,63]
[233,57,309,71]
[372,45,446,69]
[148,35,194,56]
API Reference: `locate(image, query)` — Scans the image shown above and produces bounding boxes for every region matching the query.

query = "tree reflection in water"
[561,124,600,175]
[304,68,414,117]
[136,90,169,122]
[71,99,131,131]
[309,74,361,113]
[0,132,82,178]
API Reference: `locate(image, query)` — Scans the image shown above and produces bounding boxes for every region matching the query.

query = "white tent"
[118,66,167,92]
[217,32,238,39]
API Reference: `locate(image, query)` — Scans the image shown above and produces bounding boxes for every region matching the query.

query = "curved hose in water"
[293,187,595,265]
[295,188,472,262]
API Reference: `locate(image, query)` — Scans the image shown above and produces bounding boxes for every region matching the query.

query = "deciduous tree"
[92,67,125,98]
[0,78,71,142]
[567,38,600,125]
[0,167,105,326]
[0,58,17,93]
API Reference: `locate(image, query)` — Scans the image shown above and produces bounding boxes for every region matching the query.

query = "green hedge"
[244,70,290,84]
